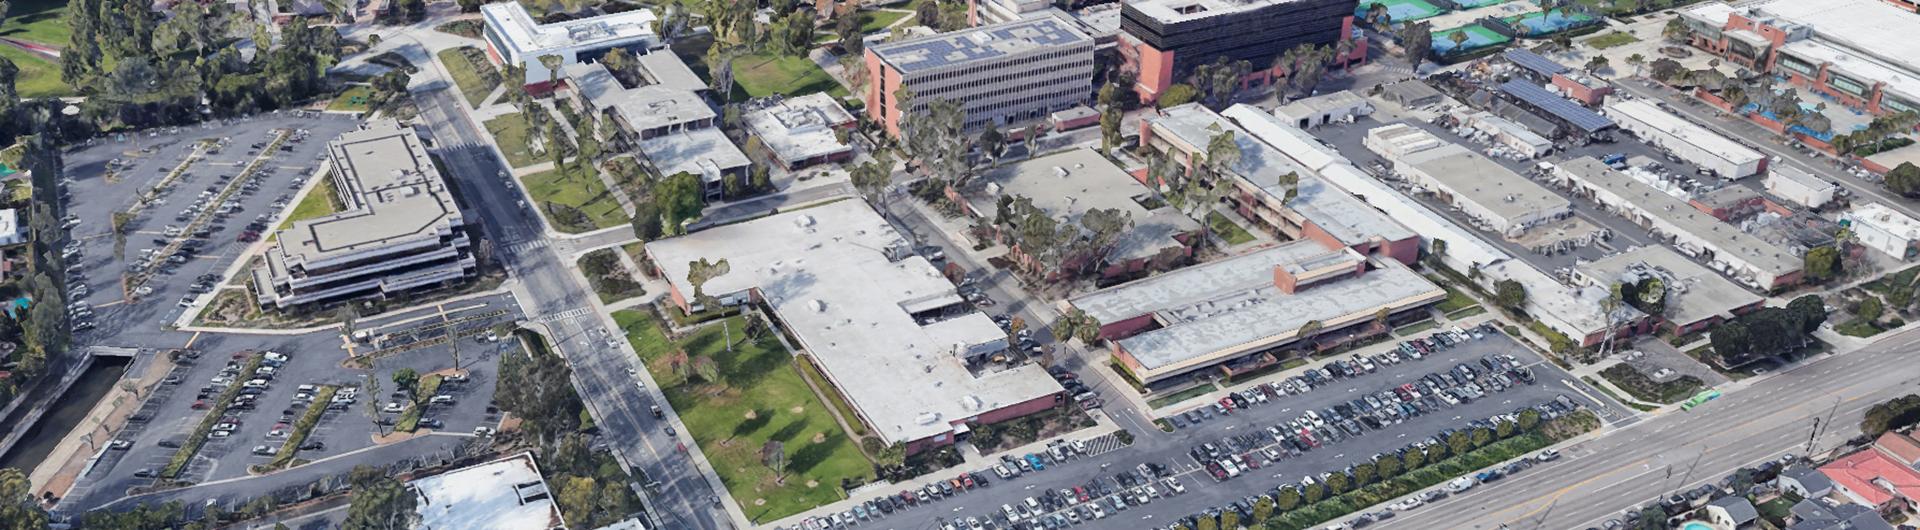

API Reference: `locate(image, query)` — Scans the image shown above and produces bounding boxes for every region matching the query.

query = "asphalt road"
[1373,327,1920,530]
[410,76,731,530]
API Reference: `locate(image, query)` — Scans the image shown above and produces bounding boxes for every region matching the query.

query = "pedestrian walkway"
[1078,431,1129,457]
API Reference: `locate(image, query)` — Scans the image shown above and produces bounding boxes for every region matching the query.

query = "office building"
[1682,0,1920,117]
[1551,157,1803,289]
[1365,123,1572,237]
[480,1,661,92]
[1842,202,1920,260]
[864,10,1095,138]
[1605,99,1766,179]
[1071,239,1442,387]
[645,201,1061,454]
[410,453,566,530]
[1116,0,1362,103]
[253,120,476,310]
[952,148,1202,279]
[743,94,858,170]
[563,61,744,199]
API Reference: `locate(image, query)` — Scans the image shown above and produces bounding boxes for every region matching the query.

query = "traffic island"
[161,352,264,480]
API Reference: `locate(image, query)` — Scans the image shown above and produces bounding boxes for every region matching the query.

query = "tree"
[1303,482,1327,503]
[1585,55,1610,74]
[1401,21,1434,66]
[979,128,1005,161]
[1052,308,1103,346]
[1296,320,1324,344]
[391,368,420,400]
[1649,58,1684,82]
[915,0,940,31]
[1626,53,1646,76]
[657,172,707,233]
[631,198,663,241]
[1447,430,1473,456]
[1099,107,1123,155]
[1470,426,1493,448]
[1858,296,1885,322]
[362,378,388,436]
[1219,510,1239,530]
[0,468,48,530]
[1496,419,1517,438]
[342,466,417,530]
[1787,295,1828,334]
[1448,30,1470,53]
[1195,517,1218,530]
[1365,2,1392,32]
[1404,445,1427,470]
[458,0,483,12]
[1662,17,1688,42]
[1887,162,1920,197]
[1376,453,1402,479]
[1159,84,1198,108]
[1493,279,1527,310]
[1804,245,1840,280]
[1518,408,1542,431]
[1325,472,1351,493]
[1205,131,1242,178]
[762,440,788,482]
[1353,462,1377,485]
[690,356,720,386]
[1710,320,1752,363]
[1252,496,1275,522]
[686,257,732,312]
[1275,486,1302,510]
[851,160,891,205]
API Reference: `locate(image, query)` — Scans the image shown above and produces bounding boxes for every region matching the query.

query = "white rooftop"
[411,453,564,530]
[1153,104,1415,244]
[1605,99,1766,164]
[1577,246,1764,327]
[1557,157,1802,276]
[1073,239,1442,372]
[1780,39,1920,103]
[1366,123,1570,227]
[636,52,706,93]
[1847,202,1920,240]
[276,120,462,266]
[480,2,656,56]
[1481,258,1643,339]
[744,94,856,165]
[645,201,1061,445]
[603,85,716,133]
[1128,0,1311,24]
[965,148,1201,262]
[1741,0,1920,80]
[638,127,750,186]
[1273,90,1370,119]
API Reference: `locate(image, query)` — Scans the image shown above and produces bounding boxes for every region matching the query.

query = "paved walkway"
[28,351,175,498]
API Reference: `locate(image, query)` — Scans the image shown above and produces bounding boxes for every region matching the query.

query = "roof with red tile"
[1820,447,1920,507]
[1875,431,1920,466]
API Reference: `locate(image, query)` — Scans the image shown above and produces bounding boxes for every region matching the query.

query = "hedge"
[163,354,264,478]
[269,386,337,468]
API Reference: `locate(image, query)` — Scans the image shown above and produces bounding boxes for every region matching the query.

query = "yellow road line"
[183,331,202,349]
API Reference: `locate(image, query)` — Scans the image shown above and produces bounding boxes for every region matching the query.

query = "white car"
[382,402,405,413]
[1388,498,1423,511]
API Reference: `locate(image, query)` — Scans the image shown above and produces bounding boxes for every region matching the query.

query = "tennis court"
[1357,0,1447,21]
[1451,0,1511,8]
[1502,10,1598,36]
[1432,24,1511,55]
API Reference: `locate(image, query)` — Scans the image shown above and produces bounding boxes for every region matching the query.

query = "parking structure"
[774,326,1619,530]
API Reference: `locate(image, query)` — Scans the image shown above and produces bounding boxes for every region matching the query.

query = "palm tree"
[1448,30,1470,53]
[1625,53,1645,77]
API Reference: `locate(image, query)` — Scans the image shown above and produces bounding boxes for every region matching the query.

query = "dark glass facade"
[1120,0,1356,74]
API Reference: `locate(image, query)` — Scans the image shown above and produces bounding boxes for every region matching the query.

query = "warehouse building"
[1552,157,1803,289]
[253,120,476,310]
[1142,104,1420,265]
[1115,0,1363,103]
[480,1,660,92]
[1460,111,1553,159]
[1478,259,1650,348]
[1842,202,1920,260]
[411,453,566,530]
[1364,123,1572,238]
[1605,99,1766,179]
[1272,90,1372,129]
[1573,246,1765,336]
[646,201,1062,454]
[865,10,1095,138]
[1767,165,1841,209]
[1498,80,1615,138]
[1071,238,1443,388]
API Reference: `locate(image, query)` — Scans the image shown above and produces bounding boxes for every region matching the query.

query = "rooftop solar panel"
[1502,48,1568,77]
[871,11,1091,73]
[1498,80,1614,133]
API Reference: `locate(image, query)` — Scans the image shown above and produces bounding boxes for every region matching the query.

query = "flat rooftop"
[645,201,1061,445]
[870,10,1090,74]
[411,453,564,530]
[1153,104,1415,244]
[1741,0,1920,84]
[1072,239,1442,372]
[1368,123,1570,226]
[1847,201,1920,239]
[604,85,716,132]
[636,51,706,92]
[1558,157,1801,276]
[638,127,749,185]
[1481,258,1641,338]
[1606,99,1765,164]
[1274,90,1369,117]
[743,93,856,164]
[1126,0,1309,25]
[964,147,1201,262]
[275,120,461,266]
[1578,246,1763,326]
[481,2,656,55]
[1780,39,1920,103]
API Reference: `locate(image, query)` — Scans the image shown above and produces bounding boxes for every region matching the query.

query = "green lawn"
[614,311,873,523]
[1,0,71,47]
[484,113,540,168]
[1205,212,1256,245]
[1394,320,1440,337]
[437,47,500,107]
[1585,31,1640,49]
[731,53,849,102]
[860,10,909,33]
[521,165,627,233]
[277,178,342,231]
[0,45,69,98]
[327,86,374,112]
[1146,382,1218,410]
[1434,283,1481,314]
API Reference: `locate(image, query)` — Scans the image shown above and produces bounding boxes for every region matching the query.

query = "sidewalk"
[30,351,175,498]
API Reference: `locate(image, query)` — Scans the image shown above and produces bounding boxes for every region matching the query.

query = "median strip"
[262,385,337,471]
[162,352,263,479]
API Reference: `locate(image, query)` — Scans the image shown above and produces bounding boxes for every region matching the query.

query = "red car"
[1218,397,1235,410]
[959,474,975,488]
[191,400,208,410]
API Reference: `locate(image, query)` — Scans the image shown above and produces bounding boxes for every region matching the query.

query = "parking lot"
[60,112,362,347]
[793,327,1622,530]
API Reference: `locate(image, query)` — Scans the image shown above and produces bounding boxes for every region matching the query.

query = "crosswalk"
[1079,431,1131,457]
[536,307,593,323]
[505,239,551,253]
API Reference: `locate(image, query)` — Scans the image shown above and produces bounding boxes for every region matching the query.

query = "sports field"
[1432,24,1511,54]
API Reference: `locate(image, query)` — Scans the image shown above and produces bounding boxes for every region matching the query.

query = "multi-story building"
[1116,0,1363,103]
[252,120,476,310]
[865,10,1095,138]
[564,61,743,199]
[1680,0,1920,117]
[968,0,1051,25]
[481,1,661,92]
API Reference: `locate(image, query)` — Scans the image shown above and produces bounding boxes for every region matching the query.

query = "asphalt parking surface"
[833,331,1622,530]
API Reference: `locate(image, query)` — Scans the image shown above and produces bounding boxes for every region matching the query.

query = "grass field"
[276,178,342,231]
[521,165,627,233]
[0,45,68,98]
[731,53,849,102]
[483,113,540,168]
[1585,31,1640,49]
[860,10,909,33]
[614,311,872,523]
[1434,283,1480,313]
[327,86,374,112]
[1,0,71,47]
[437,47,500,107]
[1206,212,1256,246]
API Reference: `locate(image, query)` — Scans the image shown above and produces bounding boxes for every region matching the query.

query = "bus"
[1680,389,1722,411]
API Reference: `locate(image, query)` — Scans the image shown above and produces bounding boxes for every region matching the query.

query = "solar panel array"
[872,14,1090,73]
[1498,80,1614,133]
[1502,48,1568,77]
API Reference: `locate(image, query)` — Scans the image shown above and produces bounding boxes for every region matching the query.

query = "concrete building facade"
[1551,157,1803,290]
[1605,99,1766,179]
[865,11,1095,138]
[1681,0,1920,118]
[253,120,476,310]
[1842,202,1920,260]
[1365,123,1572,238]
[480,1,660,92]
[1115,0,1363,103]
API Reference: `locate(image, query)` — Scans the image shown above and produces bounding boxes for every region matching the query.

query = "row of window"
[900,46,1092,85]
[910,72,1090,108]
[911,60,1093,99]
[957,89,1085,130]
